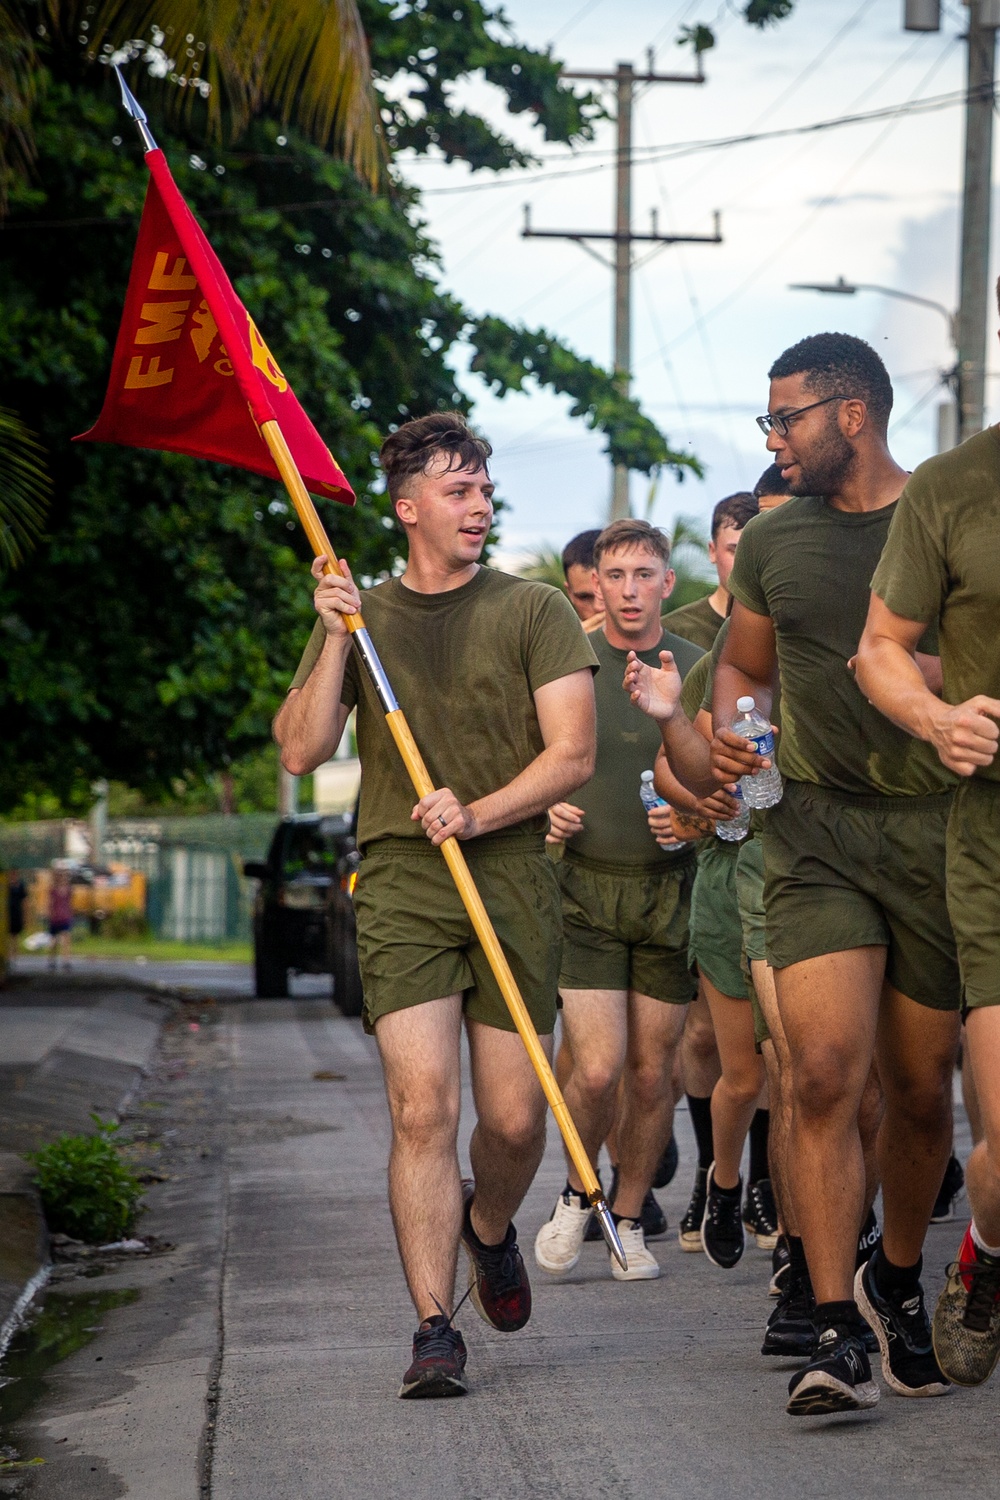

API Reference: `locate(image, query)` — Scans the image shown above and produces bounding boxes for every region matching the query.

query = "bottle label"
[750,730,774,758]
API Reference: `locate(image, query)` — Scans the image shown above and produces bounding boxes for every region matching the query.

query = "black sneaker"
[855,1255,951,1398]
[461,1183,531,1332]
[679,1167,708,1252]
[931,1154,965,1224]
[743,1177,779,1249]
[640,1188,667,1241]
[702,1164,745,1269]
[769,1235,791,1297]
[786,1320,879,1416]
[652,1131,679,1190]
[762,1262,816,1358]
[399,1317,468,1398]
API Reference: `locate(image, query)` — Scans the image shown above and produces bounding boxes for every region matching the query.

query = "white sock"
[970,1222,1000,1259]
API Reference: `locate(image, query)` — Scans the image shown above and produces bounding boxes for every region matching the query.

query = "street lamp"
[789,276,959,452]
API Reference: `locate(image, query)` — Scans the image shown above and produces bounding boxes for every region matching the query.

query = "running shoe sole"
[769,1261,790,1297]
[399,1369,468,1399]
[786,1372,879,1416]
[747,1227,780,1251]
[678,1228,703,1253]
[854,1264,951,1399]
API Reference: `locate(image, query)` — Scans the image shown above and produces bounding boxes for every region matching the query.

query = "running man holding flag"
[276,413,598,1399]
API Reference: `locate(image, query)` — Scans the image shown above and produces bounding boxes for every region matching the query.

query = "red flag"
[77,149,354,505]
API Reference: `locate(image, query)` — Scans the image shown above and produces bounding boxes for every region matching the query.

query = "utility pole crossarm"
[561,68,705,84]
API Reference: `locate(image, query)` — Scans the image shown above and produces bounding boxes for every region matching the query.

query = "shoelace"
[954,1255,1000,1332]
[473,1232,522,1294]
[416,1287,472,1358]
[747,1183,777,1233]
[707,1190,742,1233]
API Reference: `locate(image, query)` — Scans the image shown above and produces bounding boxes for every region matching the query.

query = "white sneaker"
[610,1218,661,1281]
[534,1190,593,1273]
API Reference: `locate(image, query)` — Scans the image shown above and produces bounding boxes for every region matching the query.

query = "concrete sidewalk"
[5,998,997,1499]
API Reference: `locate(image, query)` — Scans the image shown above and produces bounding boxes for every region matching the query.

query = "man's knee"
[625,1055,671,1109]
[573,1055,622,1105]
[790,1045,864,1121]
[481,1100,546,1158]
[390,1086,459,1148]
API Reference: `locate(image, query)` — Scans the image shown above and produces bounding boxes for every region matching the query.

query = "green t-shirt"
[290,568,598,850]
[663,593,726,653]
[872,427,1000,784]
[727,496,950,797]
[681,648,712,723]
[568,627,703,868]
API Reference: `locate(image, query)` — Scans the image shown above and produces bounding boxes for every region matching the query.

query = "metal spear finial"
[113,64,158,153]
[591,1194,628,1271]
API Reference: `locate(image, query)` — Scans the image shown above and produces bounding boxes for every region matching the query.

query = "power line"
[414,84,979,197]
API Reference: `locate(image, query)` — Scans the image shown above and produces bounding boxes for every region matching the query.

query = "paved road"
[8,998,995,1500]
[11,954,331,998]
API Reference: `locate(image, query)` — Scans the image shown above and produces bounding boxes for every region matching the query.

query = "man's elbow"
[559,742,595,795]
[854,630,879,700]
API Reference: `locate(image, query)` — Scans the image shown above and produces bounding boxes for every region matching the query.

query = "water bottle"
[731,696,783,810]
[640,771,689,851]
[716,780,750,842]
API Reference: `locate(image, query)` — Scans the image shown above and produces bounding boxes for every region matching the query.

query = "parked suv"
[244,813,362,1013]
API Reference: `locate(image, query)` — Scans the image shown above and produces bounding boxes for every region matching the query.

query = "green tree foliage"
[0,11,686,812]
[0,406,51,569]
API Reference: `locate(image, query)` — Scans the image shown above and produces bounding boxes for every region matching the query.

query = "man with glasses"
[710,333,960,1416]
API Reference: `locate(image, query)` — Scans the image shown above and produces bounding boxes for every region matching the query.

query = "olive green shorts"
[947,779,1000,1009]
[761,780,960,1012]
[558,853,697,1004]
[353,836,561,1035]
[735,836,770,1047]
[689,839,745,1000]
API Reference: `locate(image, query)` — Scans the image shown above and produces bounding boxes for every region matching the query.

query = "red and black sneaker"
[399,1316,468,1399]
[461,1181,532,1332]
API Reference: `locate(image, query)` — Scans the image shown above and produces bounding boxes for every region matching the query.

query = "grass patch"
[23,934,252,963]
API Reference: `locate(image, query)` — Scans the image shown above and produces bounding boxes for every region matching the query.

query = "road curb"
[0,1151,50,1360]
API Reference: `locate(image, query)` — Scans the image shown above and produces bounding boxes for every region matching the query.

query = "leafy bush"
[100,907,149,940]
[29,1117,144,1244]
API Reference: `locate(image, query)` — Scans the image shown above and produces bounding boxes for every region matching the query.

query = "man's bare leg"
[559,988,628,1190]
[376,996,464,1321]
[701,976,764,1191]
[959,1008,1000,1243]
[876,986,958,1268]
[466,1020,552,1244]
[752,958,796,1234]
[614,994,688,1218]
[775,946,884,1305]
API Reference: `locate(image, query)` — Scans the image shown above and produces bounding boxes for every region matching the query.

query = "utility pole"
[905,0,999,442]
[523,53,722,519]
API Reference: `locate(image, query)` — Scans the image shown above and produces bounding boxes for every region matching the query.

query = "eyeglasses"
[756,394,852,437]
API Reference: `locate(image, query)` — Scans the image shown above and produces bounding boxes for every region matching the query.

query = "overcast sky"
[395,0,994,562]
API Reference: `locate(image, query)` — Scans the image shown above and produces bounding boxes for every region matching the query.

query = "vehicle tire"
[331,917,364,1017]
[253,923,289,998]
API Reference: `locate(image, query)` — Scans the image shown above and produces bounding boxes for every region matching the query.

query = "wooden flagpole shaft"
[259,420,625,1265]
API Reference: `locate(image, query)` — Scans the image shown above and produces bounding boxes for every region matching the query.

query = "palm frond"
[61,0,384,188]
[0,1,40,211]
[516,546,565,592]
[0,406,51,570]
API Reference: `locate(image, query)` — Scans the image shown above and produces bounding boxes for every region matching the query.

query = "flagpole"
[111,65,624,1270]
[259,420,626,1270]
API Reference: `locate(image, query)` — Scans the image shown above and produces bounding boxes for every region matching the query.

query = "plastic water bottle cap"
[640,770,655,783]
[736,696,756,713]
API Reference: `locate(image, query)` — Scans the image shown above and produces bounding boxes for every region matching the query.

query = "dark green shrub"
[100,907,149,940]
[29,1117,144,1243]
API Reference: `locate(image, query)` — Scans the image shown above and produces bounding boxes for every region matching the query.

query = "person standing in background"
[665,492,758,652]
[561,530,605,633]
[48,867,74,971]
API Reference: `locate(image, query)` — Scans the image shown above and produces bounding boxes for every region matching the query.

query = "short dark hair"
[753,463,792,500]
[561,529,602,576]
[767,332,893,432]
[379,413,492,502]
[711,491,758,539]
[593,518,671,567]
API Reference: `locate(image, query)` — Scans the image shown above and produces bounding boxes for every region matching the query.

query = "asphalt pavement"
[3,992,995,1500]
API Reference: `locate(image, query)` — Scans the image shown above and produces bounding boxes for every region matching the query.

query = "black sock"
[563,1181,590,1208]
[611,1210,637,1228]
[872,1241,922,1298]
[687,1094,714,1171]
[788,1235,808,1277]
[814,1299,863,1335]
[857,1206,881,1267]
[749,1108,770,1185]
[712,1176,741,1200]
